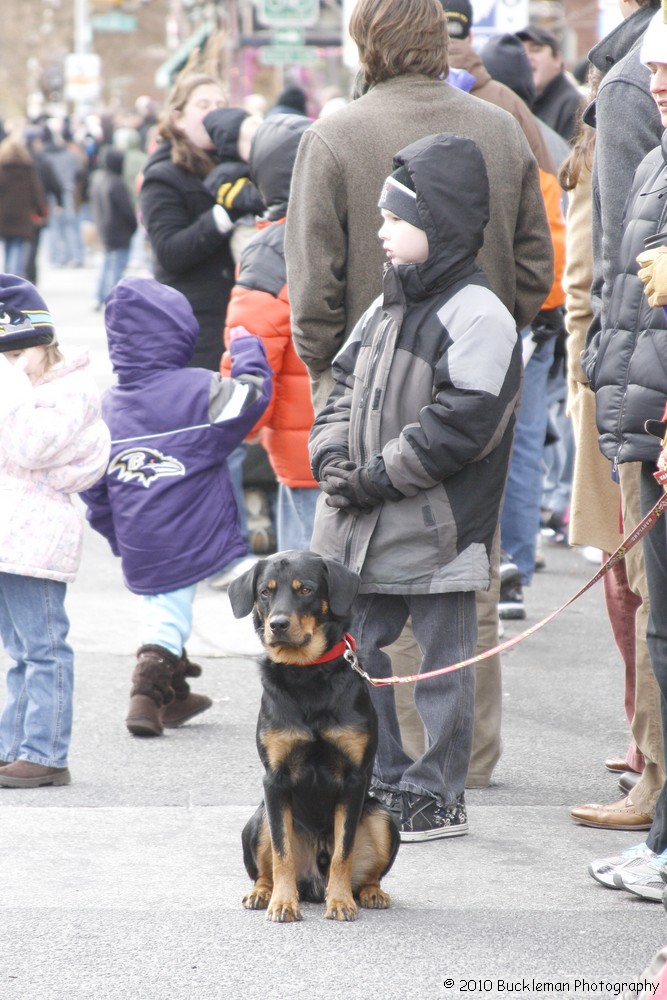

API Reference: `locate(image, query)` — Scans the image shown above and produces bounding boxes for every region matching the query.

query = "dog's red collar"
[308,633,356,665]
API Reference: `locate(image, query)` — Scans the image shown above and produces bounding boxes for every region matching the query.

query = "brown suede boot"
[160,649,212,728]
[126,645,179,737]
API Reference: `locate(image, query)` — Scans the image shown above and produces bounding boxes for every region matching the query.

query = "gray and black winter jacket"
[309,133,522,595]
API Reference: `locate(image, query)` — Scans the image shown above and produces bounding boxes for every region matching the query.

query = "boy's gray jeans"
[351,590,476,806]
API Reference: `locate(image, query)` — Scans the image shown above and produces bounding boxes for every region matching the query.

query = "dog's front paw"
[325,895,359,921]
[358,884,391,909]
[266,896,303,922]
[243,885,271,910]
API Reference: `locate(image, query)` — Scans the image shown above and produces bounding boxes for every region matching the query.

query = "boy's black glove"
[320,465,384,512]
[531,306,565,347]
[317,454,355,483]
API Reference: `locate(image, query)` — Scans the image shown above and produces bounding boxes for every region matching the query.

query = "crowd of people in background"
[3,0,667,980]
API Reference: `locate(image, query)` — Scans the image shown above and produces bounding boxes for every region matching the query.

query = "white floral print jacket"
[0,352,110,582]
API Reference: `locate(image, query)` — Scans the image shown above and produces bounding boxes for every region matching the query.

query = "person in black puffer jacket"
[582,14,667,889]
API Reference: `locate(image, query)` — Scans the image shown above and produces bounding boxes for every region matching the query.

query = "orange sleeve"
[221,282,290,434]
[539,167,566,311]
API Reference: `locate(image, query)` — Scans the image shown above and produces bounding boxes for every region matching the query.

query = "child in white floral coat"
[0,275,110,787]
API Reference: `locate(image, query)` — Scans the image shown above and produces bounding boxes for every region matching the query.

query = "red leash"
[346,474,667,688]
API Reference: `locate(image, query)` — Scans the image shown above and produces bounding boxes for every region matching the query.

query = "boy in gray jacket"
[309,133,522,842]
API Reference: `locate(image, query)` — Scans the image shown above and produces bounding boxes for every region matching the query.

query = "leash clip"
[343,638,372,682]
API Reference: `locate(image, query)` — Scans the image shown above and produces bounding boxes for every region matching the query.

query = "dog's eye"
[299,586,313,596]
[259,588,271,599]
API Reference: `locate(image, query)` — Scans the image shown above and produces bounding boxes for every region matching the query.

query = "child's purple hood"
[105,277,199,380]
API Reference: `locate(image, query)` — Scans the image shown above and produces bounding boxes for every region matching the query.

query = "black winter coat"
[583,133,667,468]
[533,73,583,143]
[139,141,235,371]
[90,149,137,250]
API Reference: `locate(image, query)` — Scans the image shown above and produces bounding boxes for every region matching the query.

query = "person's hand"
[637,246,667,307]
[228,325,254,343]
[531,307,566,347]
[320,465,383,512]
[318,454,355,483]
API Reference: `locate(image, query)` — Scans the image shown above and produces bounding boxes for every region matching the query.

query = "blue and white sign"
[470,0,530,45]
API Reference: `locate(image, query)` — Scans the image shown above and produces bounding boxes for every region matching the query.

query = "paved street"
[1,257,666,1000]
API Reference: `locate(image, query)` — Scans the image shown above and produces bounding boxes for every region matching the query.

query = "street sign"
[260,45,319,65]
[470,0,529,35]
[273,27,305,46]
[64,53,101,104]
[257,0,319,27]
[92,11,137,32]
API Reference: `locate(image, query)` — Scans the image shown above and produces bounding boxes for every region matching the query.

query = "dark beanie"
[441,0,473,40]
[378,164,423,230]
[0,275,56,352]
[275,86,307,115]
[481,33,536,109]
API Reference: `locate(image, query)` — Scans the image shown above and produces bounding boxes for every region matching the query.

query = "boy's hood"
[105,277,199,380]
[249,113,310,219]
[390,132,490,294]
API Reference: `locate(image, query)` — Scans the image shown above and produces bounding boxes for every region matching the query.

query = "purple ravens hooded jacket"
[81,277,272,595]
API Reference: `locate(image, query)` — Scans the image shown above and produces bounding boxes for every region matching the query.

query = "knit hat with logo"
[0,274,56,353]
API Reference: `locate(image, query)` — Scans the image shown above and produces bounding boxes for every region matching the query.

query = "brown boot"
[0,761,71,787]
[126,645,179,737]
[160,650,212,729]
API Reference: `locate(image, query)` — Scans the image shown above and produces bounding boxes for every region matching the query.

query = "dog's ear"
[228,560,264,619]
[323,558,360,617]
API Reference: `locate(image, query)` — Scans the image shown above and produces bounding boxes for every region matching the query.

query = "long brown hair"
[559,69,601,192]
[350,0,448,88]
[158,73,225,176]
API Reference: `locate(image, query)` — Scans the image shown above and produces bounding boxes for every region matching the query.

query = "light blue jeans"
[542,366,574,524]
[500,331,555,584]
[141,584,197,656]
[3,237,28,277]
[351,590,476,806]
[0,572,74,768]
[96,247,130,306]
[277,484,319,551]
[47,194,83,267]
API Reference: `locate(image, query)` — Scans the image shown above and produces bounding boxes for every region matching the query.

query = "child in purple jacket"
[81,276,271,737]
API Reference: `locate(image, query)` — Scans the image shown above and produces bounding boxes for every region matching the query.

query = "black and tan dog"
[228,549,400,923]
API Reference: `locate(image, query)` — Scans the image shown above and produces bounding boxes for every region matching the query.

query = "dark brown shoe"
[161,692,213,728]
[0,760,71,787]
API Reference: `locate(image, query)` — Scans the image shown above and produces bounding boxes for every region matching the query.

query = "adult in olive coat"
[285,0,553,414]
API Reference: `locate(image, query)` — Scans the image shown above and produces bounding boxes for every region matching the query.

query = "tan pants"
[618,462,665,814]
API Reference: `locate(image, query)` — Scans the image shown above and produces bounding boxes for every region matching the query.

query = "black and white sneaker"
[368,782,403,821]
[399,792,468,842]
[498,581,526,620]
[498,553,526,620]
